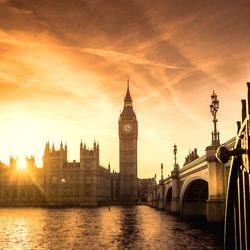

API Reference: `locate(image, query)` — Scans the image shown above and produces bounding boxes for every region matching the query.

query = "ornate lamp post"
[174,144,177,165]
[160,163,164,180]
[154,173,157,193]
[172,144,179,172]
[152,173,157,207]
[206,91,223,223]
[210,90,220,146]
[171,144,180,213]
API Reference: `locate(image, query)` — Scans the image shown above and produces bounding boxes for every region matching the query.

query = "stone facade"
[0,142,112,206]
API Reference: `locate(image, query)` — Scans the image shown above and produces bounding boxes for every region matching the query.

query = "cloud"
[82,48,184,70]
[0,0,249,177]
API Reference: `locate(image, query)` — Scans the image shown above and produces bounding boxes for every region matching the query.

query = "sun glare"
[16,158,27,170]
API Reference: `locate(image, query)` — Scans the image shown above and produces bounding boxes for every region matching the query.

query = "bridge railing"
[217,83,250,250]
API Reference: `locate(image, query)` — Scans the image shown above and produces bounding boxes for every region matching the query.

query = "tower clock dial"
[123,123,132,133]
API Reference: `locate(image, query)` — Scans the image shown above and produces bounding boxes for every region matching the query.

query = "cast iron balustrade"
[216,83,250,250]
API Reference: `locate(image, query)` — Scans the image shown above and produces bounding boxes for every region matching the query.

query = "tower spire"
[124,80,132,107]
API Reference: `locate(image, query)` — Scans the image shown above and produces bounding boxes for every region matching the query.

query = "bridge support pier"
[207,198,224,223]
[158,181,164,209]
[206,145,225,223]
[152,188,157,208]
[171,169,180,213]
[171,198,180,213]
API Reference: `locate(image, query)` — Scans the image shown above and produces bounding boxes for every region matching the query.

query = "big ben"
[119,81,138,202]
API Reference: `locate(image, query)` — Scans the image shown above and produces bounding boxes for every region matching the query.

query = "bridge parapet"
[179,155,207,182]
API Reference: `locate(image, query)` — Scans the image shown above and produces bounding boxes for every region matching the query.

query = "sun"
[16,158,27,170]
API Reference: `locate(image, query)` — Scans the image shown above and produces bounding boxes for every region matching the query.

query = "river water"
[0,206,223,249]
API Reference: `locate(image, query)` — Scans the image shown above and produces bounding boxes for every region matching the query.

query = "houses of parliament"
[0,83,152,206]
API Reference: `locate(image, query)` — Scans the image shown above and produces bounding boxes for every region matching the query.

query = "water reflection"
[117,206,141,249]
[0,206,222,249]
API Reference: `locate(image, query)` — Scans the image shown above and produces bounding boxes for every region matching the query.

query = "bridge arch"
[164,187,172,212]
[180,176,208,218]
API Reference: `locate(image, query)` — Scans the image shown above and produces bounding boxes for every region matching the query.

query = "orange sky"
[0,0,249,178]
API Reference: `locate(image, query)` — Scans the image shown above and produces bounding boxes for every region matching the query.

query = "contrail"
[0,37,188,70]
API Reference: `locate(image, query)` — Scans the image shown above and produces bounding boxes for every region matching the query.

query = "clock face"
[123,123,132,133]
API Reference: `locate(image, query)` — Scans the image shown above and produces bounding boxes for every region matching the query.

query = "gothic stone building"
[0,142,111,206]
[0,83,139,206]
[43,141,111,206]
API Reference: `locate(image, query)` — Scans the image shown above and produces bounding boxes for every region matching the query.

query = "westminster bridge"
[148,90,236,224]
[148,137,234,223]
[148,83,250,249]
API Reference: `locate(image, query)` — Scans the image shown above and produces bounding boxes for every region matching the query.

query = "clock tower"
[119,81,138,203]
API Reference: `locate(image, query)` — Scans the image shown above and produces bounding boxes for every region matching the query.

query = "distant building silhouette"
[184,148,199,166]
[138,178,155,202]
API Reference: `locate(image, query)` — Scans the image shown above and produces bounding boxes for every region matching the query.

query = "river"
[0,206,223,249]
